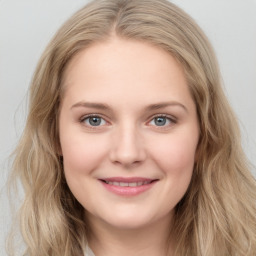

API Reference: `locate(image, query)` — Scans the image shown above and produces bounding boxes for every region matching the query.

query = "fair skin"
[59,36,199,256]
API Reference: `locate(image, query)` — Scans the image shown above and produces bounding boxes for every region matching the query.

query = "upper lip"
[99,177,158,183]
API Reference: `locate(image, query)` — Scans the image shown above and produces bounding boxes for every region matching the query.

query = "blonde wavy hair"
[9,0,256,255]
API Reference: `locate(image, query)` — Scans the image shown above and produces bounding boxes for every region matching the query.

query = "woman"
[9,0,256,255]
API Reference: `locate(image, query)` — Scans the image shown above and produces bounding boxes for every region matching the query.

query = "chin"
[106,217,153,230]
[99,207,167,230]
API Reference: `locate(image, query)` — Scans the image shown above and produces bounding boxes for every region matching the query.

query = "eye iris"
[155,117,166,126]
[89,117,101,126]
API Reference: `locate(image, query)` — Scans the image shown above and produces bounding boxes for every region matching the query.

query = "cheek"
[60,133,110,207]
[60,133,109,177]
[148,131,198,176]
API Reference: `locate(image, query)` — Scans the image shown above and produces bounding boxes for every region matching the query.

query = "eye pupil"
[89,117,101,126]
[155,117,166,126]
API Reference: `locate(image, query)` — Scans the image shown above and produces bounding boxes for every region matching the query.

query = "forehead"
[61,36,194,109]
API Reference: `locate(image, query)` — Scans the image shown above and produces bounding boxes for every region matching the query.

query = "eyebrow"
[71,101,188,113]
[145,102,188,112]
[71,102,111,110]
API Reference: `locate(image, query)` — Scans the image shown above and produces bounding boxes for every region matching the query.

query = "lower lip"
[100,181,157,196]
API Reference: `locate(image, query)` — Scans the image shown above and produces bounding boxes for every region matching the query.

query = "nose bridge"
[110,121,146,166]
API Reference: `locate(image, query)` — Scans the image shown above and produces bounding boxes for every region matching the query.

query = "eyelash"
[79,114,177,129]
[80,114,108,130]
[148,114,177,127]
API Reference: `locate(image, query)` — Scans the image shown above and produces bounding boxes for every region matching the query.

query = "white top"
[84,246,95,256]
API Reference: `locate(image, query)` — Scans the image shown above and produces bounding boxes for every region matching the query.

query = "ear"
[194,148,199,163]
[55,139,63,156]
[194,138,201,164]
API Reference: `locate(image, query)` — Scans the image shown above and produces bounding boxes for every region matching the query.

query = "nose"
[109,124,147,167]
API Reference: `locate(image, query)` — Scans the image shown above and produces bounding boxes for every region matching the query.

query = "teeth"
[104,181,152,187]
[120,182,128,187]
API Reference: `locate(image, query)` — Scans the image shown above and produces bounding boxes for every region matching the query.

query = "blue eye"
[82,116,106,126]
[149,116,174,127]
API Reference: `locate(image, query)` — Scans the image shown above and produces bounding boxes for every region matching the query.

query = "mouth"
[99,177,159,196]
[100,179,157,187]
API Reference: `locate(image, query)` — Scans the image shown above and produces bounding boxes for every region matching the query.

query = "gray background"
[1,0,256,254]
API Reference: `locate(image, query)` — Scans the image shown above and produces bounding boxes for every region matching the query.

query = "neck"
[87,213,174,256]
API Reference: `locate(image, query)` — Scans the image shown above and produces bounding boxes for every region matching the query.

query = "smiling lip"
[99,177,158,196]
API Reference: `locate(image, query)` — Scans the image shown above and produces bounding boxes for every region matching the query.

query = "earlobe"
[194,141,201,164]
[194,130,202,163]
[194,149,199,163]
[56,140,63,156]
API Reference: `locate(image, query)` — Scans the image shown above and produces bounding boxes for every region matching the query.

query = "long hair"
[9,0,256,255]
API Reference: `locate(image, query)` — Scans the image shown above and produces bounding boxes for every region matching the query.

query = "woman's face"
[59,37,199,230]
